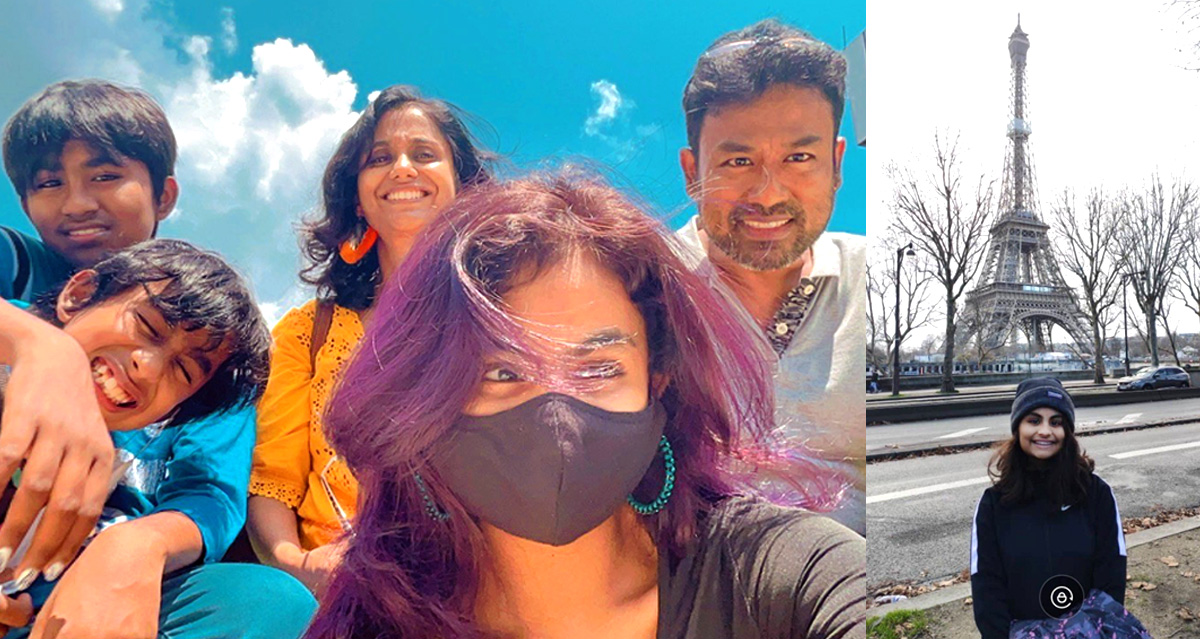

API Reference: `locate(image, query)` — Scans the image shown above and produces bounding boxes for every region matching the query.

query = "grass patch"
[867,609,931,639]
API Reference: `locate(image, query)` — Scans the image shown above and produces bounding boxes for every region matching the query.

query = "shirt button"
[775,322,789,336]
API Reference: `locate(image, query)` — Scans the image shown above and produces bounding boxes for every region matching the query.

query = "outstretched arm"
[0,300,114,590]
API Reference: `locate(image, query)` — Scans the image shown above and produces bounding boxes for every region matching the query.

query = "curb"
[866,417,1200,463]
[868,515,1200,618]
[868,387,1200,425]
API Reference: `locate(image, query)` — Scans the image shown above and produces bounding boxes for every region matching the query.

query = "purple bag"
[1009,590,1152,638]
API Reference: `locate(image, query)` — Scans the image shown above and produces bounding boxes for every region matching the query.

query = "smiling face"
[55,271,230,431]
[463,252,654,417]
[24,140,177,268]
[356,106,458,248]
[681,85,844,272]
[1017,407,1066,461]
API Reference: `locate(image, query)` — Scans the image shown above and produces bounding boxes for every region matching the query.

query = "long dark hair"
[300,85,495,310]
[304,170,841,639]
[988,421,1095,507]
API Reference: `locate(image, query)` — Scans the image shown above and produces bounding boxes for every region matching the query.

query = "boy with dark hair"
[2,79,179,300]
[676,19,867,533]
[0,240,314,637]
[0,82,314,637]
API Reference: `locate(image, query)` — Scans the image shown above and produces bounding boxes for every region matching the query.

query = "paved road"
[866,397,1200,452]
[867,421,1200,590]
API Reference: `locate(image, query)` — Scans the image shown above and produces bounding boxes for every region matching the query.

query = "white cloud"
[220,7,237,55]
[584,80,627,136]
[0,0,362,314]
[90,0,123,18]
[581,79,661,164]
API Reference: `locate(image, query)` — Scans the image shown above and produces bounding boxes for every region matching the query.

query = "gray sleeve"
[743,511,867,639]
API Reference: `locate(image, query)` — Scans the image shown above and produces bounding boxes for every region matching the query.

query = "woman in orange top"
[247,85,494,592]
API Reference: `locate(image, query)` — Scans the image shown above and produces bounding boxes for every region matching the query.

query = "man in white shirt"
[676,19,866,533]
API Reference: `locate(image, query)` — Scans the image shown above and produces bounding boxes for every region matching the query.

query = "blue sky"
[1,0,865,322]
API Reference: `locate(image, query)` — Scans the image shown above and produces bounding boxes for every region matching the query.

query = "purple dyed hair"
[306,170,842,639]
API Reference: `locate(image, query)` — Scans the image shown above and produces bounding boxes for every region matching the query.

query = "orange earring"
[339,224,378,264]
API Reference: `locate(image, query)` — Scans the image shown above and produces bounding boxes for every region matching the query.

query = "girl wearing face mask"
[246,85,494,593]
[971,378,1149,638]
[303,171,865,639]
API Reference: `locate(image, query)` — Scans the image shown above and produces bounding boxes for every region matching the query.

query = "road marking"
[936,427,989,440]
[1116,413,1143,425]
[867,476,992,504]
[1110,440,1200,460]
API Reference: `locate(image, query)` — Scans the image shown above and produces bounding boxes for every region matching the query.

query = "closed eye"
[176,360,194,385]
[135,311,161,340]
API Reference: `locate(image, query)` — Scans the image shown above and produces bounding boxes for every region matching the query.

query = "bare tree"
[1159,298,1186,367]
[1172,221,1200,333]
[1048,189,1122,383]
[957,301,1010,370]
[1114,177,1199,367]
[865,259,890,373]
[888,133,995,392]
[865,233,936,376]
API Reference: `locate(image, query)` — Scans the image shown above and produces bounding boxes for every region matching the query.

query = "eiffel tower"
[963,18,1090,351]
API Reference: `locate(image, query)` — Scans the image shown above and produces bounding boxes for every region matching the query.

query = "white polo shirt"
[676,216,866,534]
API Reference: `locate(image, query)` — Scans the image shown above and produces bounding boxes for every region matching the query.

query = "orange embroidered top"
[250,299,362,550]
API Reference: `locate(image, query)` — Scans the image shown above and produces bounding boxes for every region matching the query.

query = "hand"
[0,314,114,583]
[28,524,163,639]
[295,540,347,595]
[0,593,32,636]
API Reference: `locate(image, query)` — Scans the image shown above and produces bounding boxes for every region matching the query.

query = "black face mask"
[431,392,667,546]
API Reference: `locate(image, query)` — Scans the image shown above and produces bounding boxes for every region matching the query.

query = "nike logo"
[1061,505,1071,511]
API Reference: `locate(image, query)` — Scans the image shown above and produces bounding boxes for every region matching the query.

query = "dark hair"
[306,170,842,639]
[3,80,177,204]
[988,423,1095,507]
[682,19,846,151]
[300,85,496,311]
[32,239,270,428]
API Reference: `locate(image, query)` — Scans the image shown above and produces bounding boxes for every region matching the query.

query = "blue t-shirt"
[2,266,254,563]
[0,227,73,303]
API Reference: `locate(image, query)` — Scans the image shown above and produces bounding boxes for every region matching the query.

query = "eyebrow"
[186,350,215,378]
[789,135,824,148]
[571,328,637,355]
[715,140,755,154]
[85,151,125,168]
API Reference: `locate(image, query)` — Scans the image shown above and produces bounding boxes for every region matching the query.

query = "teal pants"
[11,563,316,639]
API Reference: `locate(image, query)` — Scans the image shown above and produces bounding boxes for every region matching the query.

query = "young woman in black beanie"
[970,377,1149,638]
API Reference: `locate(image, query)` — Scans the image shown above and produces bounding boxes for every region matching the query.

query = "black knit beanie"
[1010,377,1076,433]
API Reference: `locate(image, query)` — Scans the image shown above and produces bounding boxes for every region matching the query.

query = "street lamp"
[892,242,916,397]
[1121,270,1146,376]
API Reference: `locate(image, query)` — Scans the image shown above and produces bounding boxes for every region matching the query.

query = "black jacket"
[969,473,1126,639]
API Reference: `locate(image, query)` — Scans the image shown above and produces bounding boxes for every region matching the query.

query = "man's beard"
[705,195,834,272]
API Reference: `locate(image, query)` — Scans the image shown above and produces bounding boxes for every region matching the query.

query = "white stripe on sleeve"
[971,494,984,574]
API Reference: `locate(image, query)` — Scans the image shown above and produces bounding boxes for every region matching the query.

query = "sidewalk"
[868,516,1200,638]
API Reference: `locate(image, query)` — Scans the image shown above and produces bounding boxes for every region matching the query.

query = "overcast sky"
[869,0,1200,339]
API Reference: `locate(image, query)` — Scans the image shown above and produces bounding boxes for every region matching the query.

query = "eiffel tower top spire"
[999,16,1039,223]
